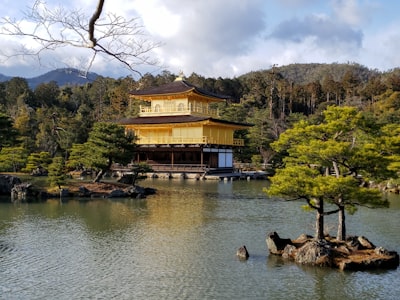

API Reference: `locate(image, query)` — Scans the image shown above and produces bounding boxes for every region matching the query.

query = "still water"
[0,179,399,299]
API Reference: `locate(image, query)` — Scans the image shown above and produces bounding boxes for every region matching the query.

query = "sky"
[0,0,400,79]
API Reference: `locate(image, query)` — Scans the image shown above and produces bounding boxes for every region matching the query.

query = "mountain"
[0,73,12,82]
[0,68,100,88]
[239,63,380,85]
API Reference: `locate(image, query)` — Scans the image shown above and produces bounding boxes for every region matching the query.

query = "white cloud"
[0,0,399,78]
[331,0,375,27]
[361,21,400,70]
[131,0,181,38]
[143,0,267,77]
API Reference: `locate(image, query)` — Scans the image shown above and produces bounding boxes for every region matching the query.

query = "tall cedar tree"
[83,122,135,182]
[265,106,390,240]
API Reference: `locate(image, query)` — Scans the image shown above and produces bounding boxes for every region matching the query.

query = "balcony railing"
[233,139,244,146]
[139,104,219,118]
[136,136,244,146]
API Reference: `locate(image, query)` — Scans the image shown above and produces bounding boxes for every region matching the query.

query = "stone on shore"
[0,175,22,195]
[11,183,32,202]
[75,183,156,199]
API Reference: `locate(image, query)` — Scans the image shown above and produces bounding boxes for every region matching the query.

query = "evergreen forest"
[1,62,400,188]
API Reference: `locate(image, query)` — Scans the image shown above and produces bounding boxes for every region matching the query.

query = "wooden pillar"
[201,148,204,167]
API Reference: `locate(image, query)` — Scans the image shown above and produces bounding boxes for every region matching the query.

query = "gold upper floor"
[139,102,219,117]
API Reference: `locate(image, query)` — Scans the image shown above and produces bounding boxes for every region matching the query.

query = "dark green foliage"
[22,152,52,173]
[66,143,86,170]
[33,81,60,107]
[0,63,398,181]
[48,156,66,188]
[84,122,135,168]
[128,163,153,186]
[0,113,18,148]
[266,106,392,240]
[69,122,136,182]
[0,146,28,172]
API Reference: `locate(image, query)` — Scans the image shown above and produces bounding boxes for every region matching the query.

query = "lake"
[0,179,399,299]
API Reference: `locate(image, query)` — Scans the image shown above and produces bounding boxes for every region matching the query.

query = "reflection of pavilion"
[119,76,251,177]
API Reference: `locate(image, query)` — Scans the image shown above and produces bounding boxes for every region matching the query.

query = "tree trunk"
[93,157,113,183]
[93,169,105,183]
[337,205,346,241]
[316,198,324,240]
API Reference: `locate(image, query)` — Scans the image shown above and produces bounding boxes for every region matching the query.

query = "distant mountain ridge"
[238,63,381,85]
[0,68,100,88]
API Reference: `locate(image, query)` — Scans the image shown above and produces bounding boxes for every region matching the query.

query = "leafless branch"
[0,0,161,77]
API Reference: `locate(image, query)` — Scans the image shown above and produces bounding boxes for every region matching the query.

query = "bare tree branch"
[88,0,104,47]
[0,0,161,77]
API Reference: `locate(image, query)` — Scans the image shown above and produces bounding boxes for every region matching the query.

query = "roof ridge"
[180,79,195,90]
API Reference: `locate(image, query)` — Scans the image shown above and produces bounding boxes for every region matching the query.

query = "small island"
[0,174,156,201]
[266,231,399,271]
[260,106,400,271]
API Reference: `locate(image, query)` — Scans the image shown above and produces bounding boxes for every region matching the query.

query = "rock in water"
[357,236,375,249]
[295,239,333,267]
[237,245,249,260]
[266,231,293,255]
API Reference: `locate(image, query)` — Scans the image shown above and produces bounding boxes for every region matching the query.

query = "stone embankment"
[0,174,31,201]
[0,175,21,194]
[266,231,399,271]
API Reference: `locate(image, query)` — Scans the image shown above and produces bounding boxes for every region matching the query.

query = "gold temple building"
[119,76,251,177]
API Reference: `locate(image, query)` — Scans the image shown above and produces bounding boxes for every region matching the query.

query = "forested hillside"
[0,63,399,182]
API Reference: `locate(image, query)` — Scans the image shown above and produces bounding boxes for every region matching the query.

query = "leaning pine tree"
[81,122,136,183]
[265,106,392,241]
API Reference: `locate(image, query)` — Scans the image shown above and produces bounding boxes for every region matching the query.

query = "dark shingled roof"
[119,115,209,125]
[118,115,252,127]
[131,79,227,101]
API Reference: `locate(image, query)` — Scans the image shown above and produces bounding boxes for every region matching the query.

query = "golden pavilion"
[119,76,251,176]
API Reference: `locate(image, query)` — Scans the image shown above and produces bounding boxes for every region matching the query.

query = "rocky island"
[0,174,156,201]
[266,231,399,271]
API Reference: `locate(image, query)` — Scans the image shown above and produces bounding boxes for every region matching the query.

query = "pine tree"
[0,146,28,172]
[48,156,66,189]
[77,122,136,182]
[265,106,391,240]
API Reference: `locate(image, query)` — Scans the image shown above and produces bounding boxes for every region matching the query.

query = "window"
[177,103,185,111]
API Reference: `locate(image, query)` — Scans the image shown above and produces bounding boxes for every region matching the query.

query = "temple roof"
[118,115,252,128]
[131,79,227,102]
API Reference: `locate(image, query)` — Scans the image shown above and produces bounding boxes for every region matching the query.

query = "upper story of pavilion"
[131,76,226,118]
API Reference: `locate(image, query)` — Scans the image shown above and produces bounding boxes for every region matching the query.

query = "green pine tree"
[0,146,28,172]
[71,122,136,182]
[48,156,66,189]
[265,106,392,240]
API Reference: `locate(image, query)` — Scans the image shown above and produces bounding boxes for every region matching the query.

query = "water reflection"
[0,179,399,299]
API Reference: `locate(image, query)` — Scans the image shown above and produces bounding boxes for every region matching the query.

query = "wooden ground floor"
[133,145,235,174]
